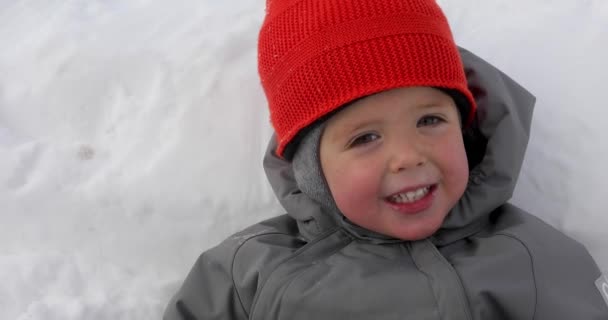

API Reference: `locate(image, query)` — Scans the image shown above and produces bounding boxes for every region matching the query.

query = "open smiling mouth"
[385,184,437,214]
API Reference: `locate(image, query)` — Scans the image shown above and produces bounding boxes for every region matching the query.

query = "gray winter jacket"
[164,48,608,319]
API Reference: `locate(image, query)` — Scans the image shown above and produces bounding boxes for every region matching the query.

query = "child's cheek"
[439,135,470,198]
[329,162,382,219]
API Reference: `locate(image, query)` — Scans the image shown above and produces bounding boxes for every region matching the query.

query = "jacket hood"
[263,48,536,244]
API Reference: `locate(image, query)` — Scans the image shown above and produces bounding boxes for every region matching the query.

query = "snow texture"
[0,0,606,318]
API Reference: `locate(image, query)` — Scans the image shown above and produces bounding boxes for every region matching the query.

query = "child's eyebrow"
[331,101,451,138]
[336,119,384,137]
[416,101,451,110]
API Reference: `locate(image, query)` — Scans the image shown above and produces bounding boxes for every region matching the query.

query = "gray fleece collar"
[291,122,338,219]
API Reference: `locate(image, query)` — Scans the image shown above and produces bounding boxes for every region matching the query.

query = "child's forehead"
[327,87,453,123]
[358,86,450,104]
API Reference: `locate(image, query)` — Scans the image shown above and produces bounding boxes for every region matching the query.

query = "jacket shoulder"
[225,214,307,315]
[488,203,608,318]
[164,214,306,319]
[489,203,591,258]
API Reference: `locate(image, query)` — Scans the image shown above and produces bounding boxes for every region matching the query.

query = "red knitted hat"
[258,0,476,158]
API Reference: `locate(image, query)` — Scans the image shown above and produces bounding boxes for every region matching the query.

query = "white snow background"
[0,0,606,319]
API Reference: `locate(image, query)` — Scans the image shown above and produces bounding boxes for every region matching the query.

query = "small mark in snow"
[77,145,95,160]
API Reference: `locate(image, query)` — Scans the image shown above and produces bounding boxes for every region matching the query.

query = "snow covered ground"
[0,0,606,319]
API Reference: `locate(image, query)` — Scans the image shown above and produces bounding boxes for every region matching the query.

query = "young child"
[165,0,608,319]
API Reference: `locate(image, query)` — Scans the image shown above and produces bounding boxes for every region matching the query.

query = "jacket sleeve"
[163,236,252,320]
[164,216,302,320]
[520,216,608,319]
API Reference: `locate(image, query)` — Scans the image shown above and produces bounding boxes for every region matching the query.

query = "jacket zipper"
[407,239,474,320]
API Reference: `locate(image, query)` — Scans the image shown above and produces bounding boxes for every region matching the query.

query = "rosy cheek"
[328,163,381,216]
[441,138,469,193]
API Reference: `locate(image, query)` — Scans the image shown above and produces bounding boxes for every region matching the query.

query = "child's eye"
[417,115,444,127]
[349,133,380,147]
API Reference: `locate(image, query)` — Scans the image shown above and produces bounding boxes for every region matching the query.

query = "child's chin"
[391,221,442,241]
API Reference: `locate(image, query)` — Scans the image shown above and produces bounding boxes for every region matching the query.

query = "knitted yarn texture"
[258,0,476,158]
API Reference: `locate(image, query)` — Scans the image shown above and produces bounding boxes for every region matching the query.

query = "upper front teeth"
[389,187,430,203]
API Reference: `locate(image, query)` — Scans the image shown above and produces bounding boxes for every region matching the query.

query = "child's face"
[320,87,468,241]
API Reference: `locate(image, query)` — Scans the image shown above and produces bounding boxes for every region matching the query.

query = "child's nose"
[388,139,426,173]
